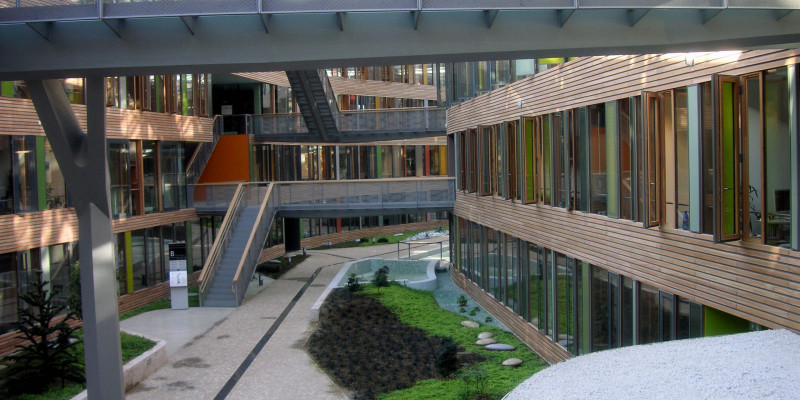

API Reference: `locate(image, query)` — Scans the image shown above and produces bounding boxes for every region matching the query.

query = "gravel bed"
[433,271,508,331]
[404,229,449,242]
[503,329,800,400]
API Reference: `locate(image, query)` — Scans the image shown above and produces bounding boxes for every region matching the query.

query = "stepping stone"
[502,358,523,367]
[477,332,494,339]
[461,321,480,328]
[476,338,498,346]
[485,343,516,351]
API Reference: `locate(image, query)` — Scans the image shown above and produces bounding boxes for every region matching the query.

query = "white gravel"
[504,329,800,400]
[403,229,448,241]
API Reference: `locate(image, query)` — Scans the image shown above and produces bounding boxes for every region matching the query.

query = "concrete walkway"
[123,239,448,400]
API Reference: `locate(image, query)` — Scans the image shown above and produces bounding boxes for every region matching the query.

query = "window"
[552,113,567,208]
[644,93,663,227]
[715,76,741,241]
[540,115,552,205]
[619,99,633,220]
[574,107,589,212]
[506,121,518,200]
[522,118,538,204]
[589,104,607,215]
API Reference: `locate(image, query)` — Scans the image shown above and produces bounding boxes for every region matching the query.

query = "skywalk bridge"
[225,106,447,142]
[188,178,454,308]
[2,1,800,79]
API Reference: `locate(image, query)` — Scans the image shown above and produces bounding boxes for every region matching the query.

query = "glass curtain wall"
[453,216,705,356]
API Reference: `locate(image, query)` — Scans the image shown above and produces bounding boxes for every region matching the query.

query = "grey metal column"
[27,77,125,400]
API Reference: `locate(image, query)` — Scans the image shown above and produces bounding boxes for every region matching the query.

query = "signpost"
[169,243,188,310]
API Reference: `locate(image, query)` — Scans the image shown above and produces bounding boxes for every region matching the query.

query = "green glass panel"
[722,82,736,236]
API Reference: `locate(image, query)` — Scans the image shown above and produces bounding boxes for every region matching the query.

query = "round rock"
[485,343,516,351]
[502,358,523,367]
[476,338,498,346]
[477,332,494,339]
[461,321,480,328]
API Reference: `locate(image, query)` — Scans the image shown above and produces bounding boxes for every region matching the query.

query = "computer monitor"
[774,189,790,212]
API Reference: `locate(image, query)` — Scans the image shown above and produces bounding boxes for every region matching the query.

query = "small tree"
[4,272,84,395]
[346,273,362,292]
[372,266,390,288]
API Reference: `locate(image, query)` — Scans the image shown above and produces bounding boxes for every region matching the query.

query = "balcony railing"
[249,107,446,138]
[273,177,454,213]
[1,1,786,25]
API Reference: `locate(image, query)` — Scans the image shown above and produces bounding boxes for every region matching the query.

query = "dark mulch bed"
[254,254,309,279]
[307,289,483,400]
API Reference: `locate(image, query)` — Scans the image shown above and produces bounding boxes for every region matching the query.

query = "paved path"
[124,240,447,400]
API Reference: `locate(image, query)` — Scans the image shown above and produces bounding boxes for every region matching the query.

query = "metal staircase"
[285,70,340,141]
[198,183,277,307]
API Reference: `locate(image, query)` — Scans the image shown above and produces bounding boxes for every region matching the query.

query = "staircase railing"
[186,115,223,185]
[317,69,340,125]
[231,183,276,306]
[198,182,247,306]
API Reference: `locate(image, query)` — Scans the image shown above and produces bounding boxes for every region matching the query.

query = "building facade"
[448,50,799,363]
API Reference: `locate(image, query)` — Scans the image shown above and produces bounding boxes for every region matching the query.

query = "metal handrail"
[198,182,246,306]
[186,115,223,185]
[273,177,455,211]
[318,69,340,125]
[231,183,276,305]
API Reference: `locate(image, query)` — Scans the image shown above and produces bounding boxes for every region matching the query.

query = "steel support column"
[27,77,125,400]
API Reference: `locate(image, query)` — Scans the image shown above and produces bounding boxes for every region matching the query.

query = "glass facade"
[453,216,705,356]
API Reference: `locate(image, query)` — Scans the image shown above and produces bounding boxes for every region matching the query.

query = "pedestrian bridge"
[189,177,455,217]
[2,1,799,79]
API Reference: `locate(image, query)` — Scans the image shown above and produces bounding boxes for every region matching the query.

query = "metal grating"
[103,0,258,18]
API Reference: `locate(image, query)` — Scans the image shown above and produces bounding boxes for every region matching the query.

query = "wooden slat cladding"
[450,269,572,365]
[447,49,800,133]
[0,208,198,254]
[0,271,201,358]
[0,97,213,142]
[0,208,78,254]
[454,193,800,332]
[233,72,438,101]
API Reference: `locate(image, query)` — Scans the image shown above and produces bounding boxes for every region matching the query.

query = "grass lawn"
[9,331,155,400]
[309,283,546,400]
[368,285,546,400]
[310,229,447,250]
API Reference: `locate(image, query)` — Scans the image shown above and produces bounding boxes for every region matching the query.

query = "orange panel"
[197,135,250,184]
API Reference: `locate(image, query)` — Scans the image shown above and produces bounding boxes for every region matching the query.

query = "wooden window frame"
[643,91,663,228]
[506,120,519,201]
[522,117,538,204]
[714,75,742,242]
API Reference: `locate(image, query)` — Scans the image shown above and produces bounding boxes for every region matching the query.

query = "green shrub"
[485,316,493,323]
[67,262,81,320]
[459,307,466,313]
[457,295,468,307]
[377,237,389,244]
[359,237,370,244]
[346,273,362,292]
[434,337,459,377]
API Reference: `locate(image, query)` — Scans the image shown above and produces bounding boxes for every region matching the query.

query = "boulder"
[477,332,494,339]
[476,338,498,346]
[461,321,480,328]
[502,358,523,367]
[485,343,516,351]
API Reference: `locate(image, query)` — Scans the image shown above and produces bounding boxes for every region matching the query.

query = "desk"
[765,213,790,244]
